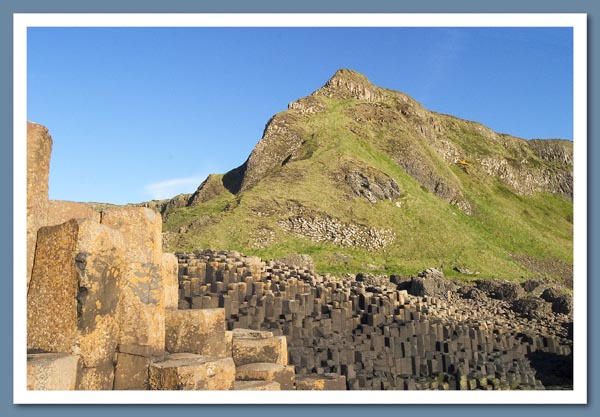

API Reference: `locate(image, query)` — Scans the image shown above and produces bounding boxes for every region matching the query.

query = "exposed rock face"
[138,193,191,217]
[233,380,281,390]
[475,279,525,302]
[27,219,125,368]
[188,174,227,206]
[378,131,472,213]
[238,113,305,193]
[27,121,52,288]
[288,95,325,114]
[344,169,401,203]
[313,68,381,102]
[521,278,545,294]
[478,154,573,199]
[528,139,573,164]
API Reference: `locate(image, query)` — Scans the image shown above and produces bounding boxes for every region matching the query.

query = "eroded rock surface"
[27,122,52,288]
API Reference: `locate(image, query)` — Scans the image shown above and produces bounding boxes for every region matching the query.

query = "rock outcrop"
[237,113,305,193]
[25,123,299,391]
[408,268,457,298]
[27,122,52,288]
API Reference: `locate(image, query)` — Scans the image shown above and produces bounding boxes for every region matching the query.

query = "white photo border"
[13,13,588,404]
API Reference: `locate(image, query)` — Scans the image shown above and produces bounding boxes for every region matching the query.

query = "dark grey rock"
[459,287,487,301]
[409,268,457,297]
[476,279,524,302]
[522,279,544,293]
[511,297,553,320]
[540,288,561,303]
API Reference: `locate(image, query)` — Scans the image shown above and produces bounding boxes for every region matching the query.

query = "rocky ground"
[176,250,574,390]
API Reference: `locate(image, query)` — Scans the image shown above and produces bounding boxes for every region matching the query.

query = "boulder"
[476,279,524,302]
[540,287,562,302]
[511,297,553,320]
[541,288,572,315]
[27,353,79,390]
[458,286,487,301]
[551,294,573,315]
[409,268,456,297]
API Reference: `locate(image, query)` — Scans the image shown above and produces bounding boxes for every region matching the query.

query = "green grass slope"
[160,70,573,286]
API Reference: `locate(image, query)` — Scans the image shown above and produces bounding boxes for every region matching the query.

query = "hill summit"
[142,69,573,285]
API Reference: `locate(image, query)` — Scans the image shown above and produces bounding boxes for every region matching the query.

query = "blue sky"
[27,27,573,205]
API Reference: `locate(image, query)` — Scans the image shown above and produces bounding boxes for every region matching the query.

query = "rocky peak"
[313,68,381,102]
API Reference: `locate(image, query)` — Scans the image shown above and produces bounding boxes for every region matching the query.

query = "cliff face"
[154,69,573,284]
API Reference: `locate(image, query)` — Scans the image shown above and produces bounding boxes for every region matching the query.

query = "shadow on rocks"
[526,350,573,389]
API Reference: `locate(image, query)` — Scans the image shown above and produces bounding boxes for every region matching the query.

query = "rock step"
[232,330,287,367]
[27,353,79,390]
[149,353,235,390]
[233,380,281,390]
[236,362,295,390]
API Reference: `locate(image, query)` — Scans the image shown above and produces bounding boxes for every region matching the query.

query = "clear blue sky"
[27,27,573,205]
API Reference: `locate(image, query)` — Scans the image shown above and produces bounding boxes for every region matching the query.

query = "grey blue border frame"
[0,0,597,416]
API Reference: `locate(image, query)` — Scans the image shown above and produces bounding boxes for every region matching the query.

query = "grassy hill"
[147,69,573,286]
